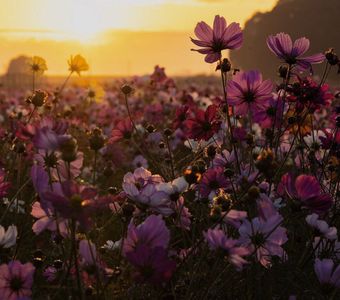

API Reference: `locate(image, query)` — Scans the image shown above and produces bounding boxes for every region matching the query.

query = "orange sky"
[0,0,278,75]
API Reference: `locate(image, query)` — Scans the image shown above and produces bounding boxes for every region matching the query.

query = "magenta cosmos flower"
[227,70,273,116]
[0,260,35,300]
[191,15,243,63]
[123,215,170,255]
[199,167,229,199]
[267,33,325,71]
[185,105,221,141]
[278,173,333,214]
[126,245,176,285]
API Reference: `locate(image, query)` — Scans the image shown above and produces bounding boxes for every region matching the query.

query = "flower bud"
[121,84,133,95]
[60,137,78,162]
[89,127,105,151]
[31,90,47,107]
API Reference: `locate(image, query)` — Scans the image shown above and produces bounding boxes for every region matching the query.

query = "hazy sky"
[0,0,278,75]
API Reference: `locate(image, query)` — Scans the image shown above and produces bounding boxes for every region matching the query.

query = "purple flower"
[314,258,340,288]
[33,126,70,151]
[199,167,229,199]
[227,70,273,116]
[191,15,243,63]
[204,228,249,270]
[123,167,173,215]
[41,181,97,229]
[278,173,333,214]
[267,33,325,72]
[126,245,176,285]
[0,260,35,300]
[239,215,288,268]
[123,215,170,255]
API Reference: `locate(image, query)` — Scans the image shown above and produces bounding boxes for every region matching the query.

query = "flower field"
[0,14,339,300]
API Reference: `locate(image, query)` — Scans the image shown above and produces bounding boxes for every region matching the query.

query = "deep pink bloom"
[239,215,288,268]
[314,259,340,288]
[173,105,189,130]
[267,33,325,71]
[227,70,273,116]
[185,105,221,141]
[253,95,284,128]
[191,15,243,63]
[287,77,334,112]
[0,260,35,300]
[110,118,133,143]
[278,173,333,214]
[41,181,97,229]
[123,215,170,255]
[199,167,229,198]
[126,245,176,285]
[204,228,249,270]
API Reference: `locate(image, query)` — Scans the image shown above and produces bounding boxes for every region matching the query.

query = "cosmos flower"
[191,15,243,63]
[267,33,325,72]
[287,77,334,112]
[239,215,288,268]
[28,56,47,75]
[68,54,89,75]
[227,70,273,116]
[110,118,133,143]
[278,173,333,214]
[126,245,176,285]
[0,260,35,300]
[204,228,249,270]
[41,181,97,230]
[123,215,170,255]
[185,105,221,141]
[122,167,173,215]
[305,213,337,240]
[314,259,340,288]
[199,167,229,199]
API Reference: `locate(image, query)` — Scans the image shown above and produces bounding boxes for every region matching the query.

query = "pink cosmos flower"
[199,167,229,199]
[185,105,221,141]
[0,260,35,300]
[278,173,333,214]
[267,33,325,71]
[191,15,243,63]
[31,201,68,236]
[305,214,337,240]
[204,228,249,270]
[123,215,170,255]
[239,215,288,268]
[314,259,340,288]
[110,118,133,143]
[227,70,273,116]
[126,245,176,285]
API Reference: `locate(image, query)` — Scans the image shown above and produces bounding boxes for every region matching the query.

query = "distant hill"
[230,0,340,81]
